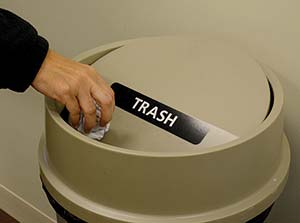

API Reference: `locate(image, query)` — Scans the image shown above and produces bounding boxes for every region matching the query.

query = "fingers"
[69,73,114,132]
[65,96,81,128]
[76,66,114,130]
[95,75,115,99]
[88,67,115,126]
[77,89,97,132]
[91,83,114,127]
[95,77,115,112]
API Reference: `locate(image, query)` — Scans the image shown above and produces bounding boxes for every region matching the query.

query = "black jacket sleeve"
[0,8,49,92]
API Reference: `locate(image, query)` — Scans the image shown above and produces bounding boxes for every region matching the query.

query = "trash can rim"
[44,37,284,157]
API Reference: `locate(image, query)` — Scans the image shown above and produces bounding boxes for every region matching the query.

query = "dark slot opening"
[264,79,274,120]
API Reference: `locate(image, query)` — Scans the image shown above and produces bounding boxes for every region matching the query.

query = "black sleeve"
[0,8,49,92]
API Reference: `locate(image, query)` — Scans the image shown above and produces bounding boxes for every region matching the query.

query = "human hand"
[32,49,115,132]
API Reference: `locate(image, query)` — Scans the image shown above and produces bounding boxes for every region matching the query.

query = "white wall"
[0,1,299,222]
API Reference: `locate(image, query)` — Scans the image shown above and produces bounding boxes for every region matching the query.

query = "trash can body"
[39,37,290,223]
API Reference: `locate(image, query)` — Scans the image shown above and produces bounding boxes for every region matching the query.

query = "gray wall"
[0,1,299,222]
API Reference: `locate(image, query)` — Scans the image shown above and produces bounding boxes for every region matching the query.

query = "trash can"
[39,36,290,223]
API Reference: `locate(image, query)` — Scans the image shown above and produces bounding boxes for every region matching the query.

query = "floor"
[0,209,19,223]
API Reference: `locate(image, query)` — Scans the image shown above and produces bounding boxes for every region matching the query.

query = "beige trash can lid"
[92,37,270,152]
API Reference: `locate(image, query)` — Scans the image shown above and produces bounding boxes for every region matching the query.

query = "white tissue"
[70,104,109,141]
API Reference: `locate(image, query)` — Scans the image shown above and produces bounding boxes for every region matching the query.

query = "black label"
[111,82,209,144]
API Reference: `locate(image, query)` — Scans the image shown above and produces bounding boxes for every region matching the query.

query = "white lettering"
[132,97,143,109]
[138,101,150,114]
[163,113,178,127]
[156,110,168,122]
[132,97,178,127]
[146,106,158,119]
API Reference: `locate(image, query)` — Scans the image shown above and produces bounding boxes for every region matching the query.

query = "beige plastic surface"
[93,37,270,152]
[39,37,290,223]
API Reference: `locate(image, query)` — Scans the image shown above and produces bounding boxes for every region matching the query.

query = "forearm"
[0,8,49,92]
[0,9,114,129]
